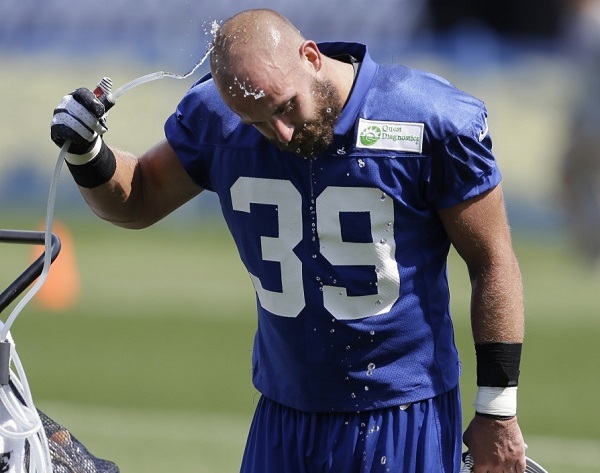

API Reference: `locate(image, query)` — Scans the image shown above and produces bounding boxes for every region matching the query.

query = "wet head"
[210,9,344,157]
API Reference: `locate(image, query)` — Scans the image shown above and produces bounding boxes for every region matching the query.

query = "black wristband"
[66,140,117,189]
[475,342,522,387]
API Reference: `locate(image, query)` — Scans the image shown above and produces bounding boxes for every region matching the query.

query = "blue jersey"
[164,42,500,413]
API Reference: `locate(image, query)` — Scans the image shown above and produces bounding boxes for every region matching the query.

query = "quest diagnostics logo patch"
[356,119,424,153]
[359,125,382,146]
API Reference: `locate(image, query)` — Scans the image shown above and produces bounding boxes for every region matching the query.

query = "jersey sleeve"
[425,106,502,209]
[164,75,236,192]
[165,109,212,190]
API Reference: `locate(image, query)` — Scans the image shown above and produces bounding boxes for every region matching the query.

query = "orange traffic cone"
[31,221,80,311]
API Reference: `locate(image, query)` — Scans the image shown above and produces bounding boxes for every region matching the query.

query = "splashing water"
[229,76,265,100]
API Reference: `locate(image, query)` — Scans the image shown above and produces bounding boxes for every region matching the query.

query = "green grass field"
[1,210,599,472]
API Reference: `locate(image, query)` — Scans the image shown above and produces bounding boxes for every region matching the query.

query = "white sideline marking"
[40,402,600,469]
[40,401,250,442]
[525,434,600,468]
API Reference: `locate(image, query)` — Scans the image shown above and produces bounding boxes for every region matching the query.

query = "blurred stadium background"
[1,1,599,471]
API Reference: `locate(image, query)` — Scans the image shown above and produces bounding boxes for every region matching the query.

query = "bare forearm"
[77,147,146,229]
[470,250,524,344]
[73,140,202,229]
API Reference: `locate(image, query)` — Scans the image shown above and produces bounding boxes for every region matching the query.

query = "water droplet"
[369,330,375,336]
[316,276,321,281]
[357,158,366,168]
[380,193,387,201]
[337,148,346,155]
[364,386,369,391]
[380,238,387,244]
[330,328,335,333]
[346,345,351,350]
[351,393,356,399]
[367,362,376,371]
[326,107,332,113]
[375,299,382,305]
[381,456,387,465]
[312,254,317,259]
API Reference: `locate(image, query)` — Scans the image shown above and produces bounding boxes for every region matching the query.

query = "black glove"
[50,88,108,155]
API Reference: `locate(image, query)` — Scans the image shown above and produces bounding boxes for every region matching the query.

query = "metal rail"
[0,229,61,314]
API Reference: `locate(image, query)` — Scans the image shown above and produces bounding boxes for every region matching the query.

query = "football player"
[51,8,527,473]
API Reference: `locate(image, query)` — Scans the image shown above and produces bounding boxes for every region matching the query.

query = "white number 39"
[230,177,400,320]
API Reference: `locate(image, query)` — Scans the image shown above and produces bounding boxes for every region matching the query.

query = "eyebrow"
[240,97,295,126]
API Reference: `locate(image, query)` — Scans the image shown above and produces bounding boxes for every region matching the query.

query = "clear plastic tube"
[111,46,212,102]
[0,141,67,343]
[0,140,66,472]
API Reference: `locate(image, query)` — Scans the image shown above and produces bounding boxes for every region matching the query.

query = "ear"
[299,40,322,72]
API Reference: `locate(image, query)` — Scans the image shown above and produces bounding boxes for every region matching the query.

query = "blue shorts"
[240,386,462,473]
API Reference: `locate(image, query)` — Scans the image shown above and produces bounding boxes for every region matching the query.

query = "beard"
[278,77,343,157]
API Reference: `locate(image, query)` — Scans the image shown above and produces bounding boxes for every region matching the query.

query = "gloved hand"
[50,88,108,156]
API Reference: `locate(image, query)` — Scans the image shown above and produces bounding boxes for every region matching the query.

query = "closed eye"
[276,99,295,116]
[239,97,296,127]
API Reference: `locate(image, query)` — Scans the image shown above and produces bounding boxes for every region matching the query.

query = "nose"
[270,116,294,145]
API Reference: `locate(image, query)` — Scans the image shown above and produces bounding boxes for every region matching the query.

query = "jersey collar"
[317,42,378,137]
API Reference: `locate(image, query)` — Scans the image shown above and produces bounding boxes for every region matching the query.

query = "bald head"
[207,9,355,156]
[210,9,306,92]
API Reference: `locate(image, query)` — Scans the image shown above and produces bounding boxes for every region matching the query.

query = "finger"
[71,88,106,118]
[57,95,105,134]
